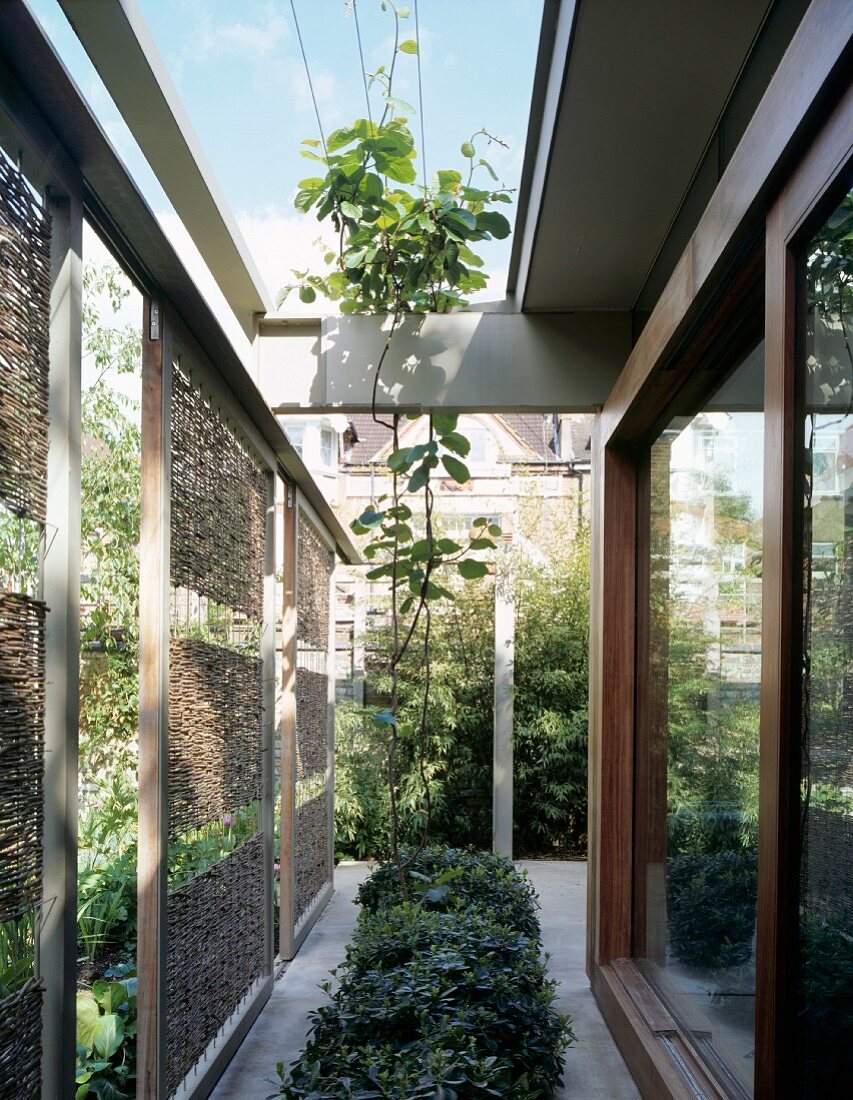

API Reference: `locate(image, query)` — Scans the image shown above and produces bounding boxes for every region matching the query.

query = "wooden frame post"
[279,479,297,961]
[587,430,636,976]
[138,295,171,1099]
[492,570,515,858]
[757,86,853,1098]
[41,190,83,1100]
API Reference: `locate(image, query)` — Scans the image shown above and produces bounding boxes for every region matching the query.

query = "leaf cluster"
[280,5,511,316]
[75,964,137,1100]
[353,414,498,605]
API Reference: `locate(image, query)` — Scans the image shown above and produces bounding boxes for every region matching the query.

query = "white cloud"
[288,66,340,121]
[236,205,339,316]
[168,0,290,86]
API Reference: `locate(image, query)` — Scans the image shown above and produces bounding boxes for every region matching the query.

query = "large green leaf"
[457,559,489,580]
[440,431,470,457]
[476,211,511,239]
[76,995,101,1051]
[431,411,458,434]
[398,38,418,54]
[441,455,470,483]
[93,1013,124,1059]
[408,464,429,493]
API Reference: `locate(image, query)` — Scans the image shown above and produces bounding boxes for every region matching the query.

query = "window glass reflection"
[797,187,853,1094]
[638,342,764,1097]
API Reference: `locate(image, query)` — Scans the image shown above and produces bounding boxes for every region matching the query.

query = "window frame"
[587,70,853,1100]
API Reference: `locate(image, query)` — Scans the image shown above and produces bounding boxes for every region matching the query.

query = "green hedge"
[278,848,574,1098]
[667,848,757,970]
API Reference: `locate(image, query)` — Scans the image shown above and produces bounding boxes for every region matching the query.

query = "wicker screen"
[166,361,267,1096]
[0,153,51,523]
[170,362,266,619]
[0,152,49,1096]
[294,512,334,926]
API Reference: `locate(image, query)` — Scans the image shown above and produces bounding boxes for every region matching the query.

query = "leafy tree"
[282,1,514,886]
[79,264,141,789]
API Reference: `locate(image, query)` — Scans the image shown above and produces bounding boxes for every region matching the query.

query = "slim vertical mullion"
[138,296,171,1099]
[41,190,82,1100]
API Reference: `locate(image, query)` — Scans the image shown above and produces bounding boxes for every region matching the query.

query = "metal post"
[326,548,336,888]
[492,569,515,858]
[42,191,82,1100]
[278,483,297,960]
[262,471,276,976]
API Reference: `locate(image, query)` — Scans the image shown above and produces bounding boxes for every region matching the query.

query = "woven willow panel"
[0,153,51,523]
[170,361,266,619]
[166,835,265,1097]
[294,794,330,925]
[295,669,328,782]
[293,512,333,924]
[0,979,43,1098]
[0,593,46,924]
[297,513,332,650]
[168,637,263,837]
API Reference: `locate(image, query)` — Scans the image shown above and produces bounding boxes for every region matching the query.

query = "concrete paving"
[520,861,640,1099]
[210,859,639,1099]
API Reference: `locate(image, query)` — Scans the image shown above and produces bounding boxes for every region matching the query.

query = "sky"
[28,0,544,343]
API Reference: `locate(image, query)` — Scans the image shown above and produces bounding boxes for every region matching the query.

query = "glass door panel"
[796,186,853,1094]
[636,342,764,1098]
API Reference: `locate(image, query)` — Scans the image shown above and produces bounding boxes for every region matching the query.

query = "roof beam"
[505,0,577,309]
[57,0,272,339]
[258,312,632,413]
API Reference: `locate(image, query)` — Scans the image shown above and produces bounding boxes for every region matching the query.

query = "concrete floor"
[210,860,639,1099]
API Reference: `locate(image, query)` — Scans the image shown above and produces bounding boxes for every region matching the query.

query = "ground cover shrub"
[666,848,757,970]
[278,848,574,1099]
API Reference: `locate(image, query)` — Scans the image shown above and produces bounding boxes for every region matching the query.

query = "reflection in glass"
[639,344,764,1097]
[797,188,853,1093]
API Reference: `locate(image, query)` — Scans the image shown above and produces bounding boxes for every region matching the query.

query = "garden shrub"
[798,911,853,1092]
[335,521,591,860]
[334,702,393,860]
[279,848,574,1099]
[667,849,757,970]
[357,846,542,940]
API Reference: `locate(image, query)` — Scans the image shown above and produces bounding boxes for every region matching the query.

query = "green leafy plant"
[168,802,261,888]
[75,963,137,1100]
[666,849,758,970]
[0,912,36,999]
[278,848,573,1098]
[282,1,514,885]
[334,520,592,859]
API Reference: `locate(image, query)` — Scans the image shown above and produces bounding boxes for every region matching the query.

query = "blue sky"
[28,0,543,331]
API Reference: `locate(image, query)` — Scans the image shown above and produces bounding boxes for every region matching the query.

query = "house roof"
[345,413,574,466]
[568,416,592,463]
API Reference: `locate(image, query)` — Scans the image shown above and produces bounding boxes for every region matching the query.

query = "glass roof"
[27,0,544,329]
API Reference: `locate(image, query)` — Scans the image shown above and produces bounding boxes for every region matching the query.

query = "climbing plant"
[280,0,513,888]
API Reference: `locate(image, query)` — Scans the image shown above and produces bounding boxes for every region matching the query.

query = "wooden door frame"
[758,96,853,1095]
[587,5,852,1095]
[138,305,277,1099]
